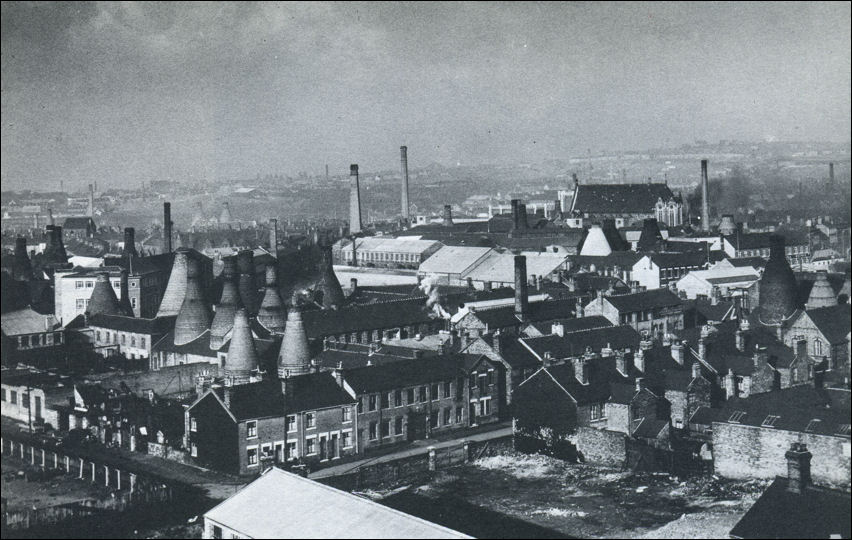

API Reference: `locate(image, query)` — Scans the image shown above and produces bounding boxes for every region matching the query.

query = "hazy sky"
[2,1,850,190]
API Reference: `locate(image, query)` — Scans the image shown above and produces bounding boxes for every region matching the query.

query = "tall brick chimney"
[400,146,410,222]
[88,183,94,218]
[123,227,138,258]
[701,159,710,231]
[349,164,363,234]
[828,162,835,184]
[269,218,278,256]
[163,202,173,253]
[785,442,812,494]
[442,205,454,227]
[514,255,529,320]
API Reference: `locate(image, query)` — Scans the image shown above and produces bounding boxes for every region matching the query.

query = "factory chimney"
[828,162,835,184]
[87,184,94,217]
[701,159,710,231]
[122,227,138,258]
[442,205,454,227]
[400,146,411,221]
[349,164,363,234]
[514,255,530,320]
[163,202,173,253]
[269,218,278,256]
[237,249,259,316]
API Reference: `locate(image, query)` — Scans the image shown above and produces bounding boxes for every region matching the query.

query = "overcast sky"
[2,1,850,191]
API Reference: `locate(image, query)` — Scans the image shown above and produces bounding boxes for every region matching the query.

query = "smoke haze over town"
[2,1,850,191]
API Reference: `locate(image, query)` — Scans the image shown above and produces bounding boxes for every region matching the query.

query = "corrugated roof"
[418,246,493,275]
[204,467,470,539]
[464,251,568,283]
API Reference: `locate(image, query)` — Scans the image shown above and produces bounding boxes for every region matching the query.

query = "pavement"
[309,425,512,479]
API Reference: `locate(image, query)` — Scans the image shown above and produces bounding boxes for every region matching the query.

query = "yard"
[377,451,769,539]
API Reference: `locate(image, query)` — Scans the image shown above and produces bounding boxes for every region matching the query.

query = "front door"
[319,436,328,460]
[275,443,284,463]
[331,434,339,459]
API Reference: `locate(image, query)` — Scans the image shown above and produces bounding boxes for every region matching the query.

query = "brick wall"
[712,422,851,488]
[570,426,627,465]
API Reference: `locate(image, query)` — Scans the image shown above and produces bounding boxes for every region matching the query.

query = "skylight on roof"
[805,419,822,433]
[761,414,780,428]
[837,424,851,436]
[728,410,747,423]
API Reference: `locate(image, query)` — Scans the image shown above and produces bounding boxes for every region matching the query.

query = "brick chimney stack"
[514,255,529,320]
[785,442,812,494]
[349,164,363,234]
[442,205,454,227]
[701,159,710,231]
[269,218,278,256]
[123,227,138,258]
[400,146,410,222]
[163,202,173,253]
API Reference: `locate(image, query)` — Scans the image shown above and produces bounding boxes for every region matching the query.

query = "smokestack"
[269,219,278,256]
[163,202,173,253]
[511,199,521,230]
[701,159,710,231]
[257,264,286,333]
[118,269,134,316]
[349,164,363,234]
[88,184,94,217]
[237,249,259,316]
[12,237,33,281]
[442,205,454,227]
[278,295,311,378]
[174,257,212,346]
[122,228,138,258]
[224,308,259,386]
[829,162,835,183]
[400,146,410,221]
[48,208,54,226]
[514,255,529,319]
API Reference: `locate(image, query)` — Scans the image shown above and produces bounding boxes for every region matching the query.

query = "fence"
[321,435,512,490]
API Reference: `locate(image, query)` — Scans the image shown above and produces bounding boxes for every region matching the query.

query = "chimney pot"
[785,442,812,494]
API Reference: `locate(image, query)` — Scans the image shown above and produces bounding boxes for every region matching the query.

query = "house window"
[430,412,439,429]
[21,394,29,409]
[406,388,415,404]
[246,420,257,438]
[213,525,222,539]
[381,392,390,409]
[121,334,126,345]
[444,408,452,425]
[0,388,5,401]
[261,443,273,460]
[443,381,451,397]
[342,431,352,448]
[10,390,18,405]
[814,339,823,356]
[431,383,440,400]
[131,336,136,347]
[419,386,427,402]
[76,298,86,311]
[394,417,403,435]
[305,437,316,455]
[247,447,258,466]
[487,370,494,385]
[190,417,197,432]
[86,281,93,288]
[369,422,378,440]
[191,444,198,457]
[369,394,377,411]
[469,373,477,388]
[479,397,491,416]
[305,412,316,429]
[131,297,137,308]
[394,389,402,407]
[455,407,462,424]
[590,403,602,420]
[286,441,297,459]
[96,330,101,342]
[75,280,84,289]
[342,407,351,423]
[381,419,391,438]
[140,337,146,348]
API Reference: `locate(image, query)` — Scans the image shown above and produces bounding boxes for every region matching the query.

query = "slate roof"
[314,347,416,370]
[1,308,60,336]
[87,314,176,335]
[725,231,809,250]
[726,256,767,268]
[677,321,793,374]
[803,305,851,344]
[605,289,683,313]
[521,325,641,360]
[643,251,708,269]
[342,355,464,394]
[62,217,96,230]
[537,362,616,405]
[468,298,580,329]
[572,184,677,214]
[528,315,613,336]
[632,417,669,439]
[709,385,851,437]
[301,298,437,339]
[418,246,493,275]
[729,477,851,539]
[153,330,218,357]
[211,373,354,421]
